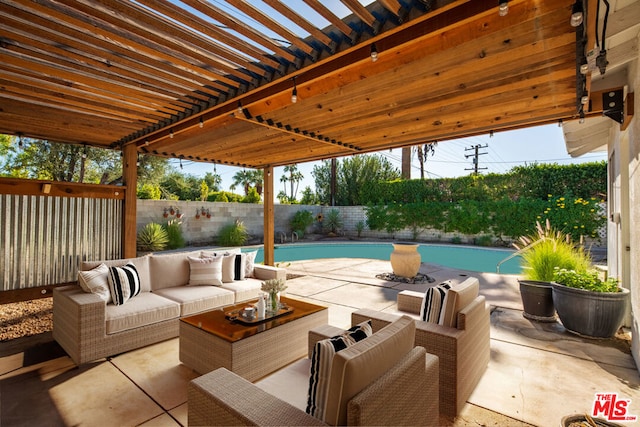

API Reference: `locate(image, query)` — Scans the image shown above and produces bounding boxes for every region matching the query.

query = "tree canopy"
[312,154,401,205]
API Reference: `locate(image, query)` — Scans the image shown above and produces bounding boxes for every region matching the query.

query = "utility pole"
[465,144,488,175]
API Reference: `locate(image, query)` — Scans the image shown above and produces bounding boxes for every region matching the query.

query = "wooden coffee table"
[179,296,328,381]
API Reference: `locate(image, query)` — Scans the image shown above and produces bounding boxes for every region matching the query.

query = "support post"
[122,144,137,258]
[263,166,275,265]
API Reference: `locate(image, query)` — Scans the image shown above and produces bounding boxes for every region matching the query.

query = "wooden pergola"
[0,0,604,263]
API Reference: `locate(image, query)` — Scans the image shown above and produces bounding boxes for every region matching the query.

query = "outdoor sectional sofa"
[53,249,285,365]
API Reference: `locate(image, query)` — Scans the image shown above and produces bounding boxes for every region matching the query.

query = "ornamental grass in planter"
[515,220,591,321]
[552,268,629,338]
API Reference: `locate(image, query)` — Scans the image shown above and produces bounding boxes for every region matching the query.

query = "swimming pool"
[248,242,522,274]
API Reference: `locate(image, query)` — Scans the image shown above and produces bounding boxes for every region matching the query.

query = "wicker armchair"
[352,277,490,417]
[188,316,440,426]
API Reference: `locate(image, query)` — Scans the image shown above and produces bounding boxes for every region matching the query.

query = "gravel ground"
[0,298,53,341]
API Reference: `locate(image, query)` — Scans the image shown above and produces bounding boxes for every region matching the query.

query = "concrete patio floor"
[1,258,638,426]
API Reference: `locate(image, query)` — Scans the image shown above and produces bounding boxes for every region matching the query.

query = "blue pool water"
[248,242,521,274]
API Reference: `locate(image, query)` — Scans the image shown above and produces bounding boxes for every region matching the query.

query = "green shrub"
[451,236,462,244]
[218,220,249,246]
[553,268,619,292]
[290,210,314,237]
[137,222,169,252]
[356,220,365,237]
[164,219,185,249]
[323,209,343,234]
[474,235,493,246]
[242,187,261,203]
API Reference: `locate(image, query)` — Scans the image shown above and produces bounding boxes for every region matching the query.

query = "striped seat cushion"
[306,321,372,421]
[108,263,142,306]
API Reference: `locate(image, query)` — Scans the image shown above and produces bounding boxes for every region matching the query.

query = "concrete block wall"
[137,200,604,246]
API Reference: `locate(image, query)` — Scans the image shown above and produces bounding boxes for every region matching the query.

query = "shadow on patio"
[1,258,637,427]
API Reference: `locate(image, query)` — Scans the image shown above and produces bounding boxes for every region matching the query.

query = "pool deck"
[1,257,638,426]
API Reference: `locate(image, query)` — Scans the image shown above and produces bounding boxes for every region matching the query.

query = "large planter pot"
[390,243,421,278]
[552,283,630,338]
[518,280,556,322]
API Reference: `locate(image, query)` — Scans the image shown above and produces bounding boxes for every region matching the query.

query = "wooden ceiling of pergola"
[0,0,585,169]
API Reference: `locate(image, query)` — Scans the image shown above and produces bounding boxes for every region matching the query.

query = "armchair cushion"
[441,277,479,328]
[325,315,415,426]
[306,320,373,420]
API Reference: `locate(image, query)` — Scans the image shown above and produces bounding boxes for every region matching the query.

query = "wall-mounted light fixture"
[498,1,508,16]
[570,1,584,27]
[370,44,379,62]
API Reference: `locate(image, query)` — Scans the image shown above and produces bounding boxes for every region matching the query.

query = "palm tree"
[248,169,264,196]
[280,164,304,201]
[230,169,253,195]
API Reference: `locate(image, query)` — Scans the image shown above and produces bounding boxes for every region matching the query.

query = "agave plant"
[137,222,169,252]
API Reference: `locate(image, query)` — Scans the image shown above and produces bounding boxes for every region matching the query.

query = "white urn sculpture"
[390,243,421,278]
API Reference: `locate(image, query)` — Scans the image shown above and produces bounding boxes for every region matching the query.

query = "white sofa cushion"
[82,255,152,293]
[105,292,180,334]
[149,251,200,290]
[244,250,258,277]
[220,278,262,303]
[153,286,235,316]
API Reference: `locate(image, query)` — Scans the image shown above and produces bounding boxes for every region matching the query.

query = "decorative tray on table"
[225,303,294,325]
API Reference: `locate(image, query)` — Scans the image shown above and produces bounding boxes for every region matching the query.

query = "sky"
[169,123,608,200]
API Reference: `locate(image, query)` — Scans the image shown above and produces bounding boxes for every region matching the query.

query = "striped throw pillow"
[107,263,141,306]
[188,256,223,286]
[420,282,452,324]
[306,320,372,421]
[78,263,111,303]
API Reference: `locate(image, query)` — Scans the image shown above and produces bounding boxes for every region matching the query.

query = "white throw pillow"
[221,254,236,283]
[78,263,111,303]
[108,263,142,306]
[188,256,223,286]
[244,250,258,278]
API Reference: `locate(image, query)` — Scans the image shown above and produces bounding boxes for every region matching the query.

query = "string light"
[170,129,174,139]
[17,133,23,149]
[291,77,298,104]
[136,153,140,167]
[179,158,183,169]
[498,1,508,16]
[81,144,87,159]
[199,117,204,128]
[570,1,584,27]
[237,101,244,114]
[370,44,378,62]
